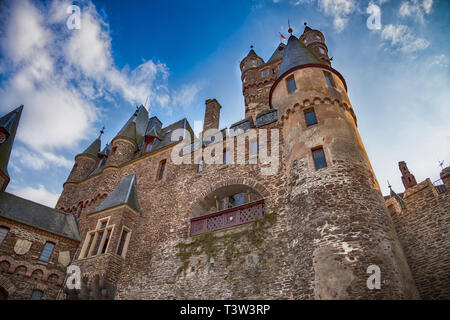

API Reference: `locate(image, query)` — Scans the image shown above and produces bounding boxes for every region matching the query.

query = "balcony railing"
[190,199,265,236]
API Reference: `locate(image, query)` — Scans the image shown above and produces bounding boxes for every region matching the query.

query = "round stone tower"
[270,27,419,299]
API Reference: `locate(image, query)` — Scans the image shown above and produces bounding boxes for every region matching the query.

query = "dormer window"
[145,141,153,153]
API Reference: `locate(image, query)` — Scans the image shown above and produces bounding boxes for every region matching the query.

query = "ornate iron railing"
[190,199,265,236]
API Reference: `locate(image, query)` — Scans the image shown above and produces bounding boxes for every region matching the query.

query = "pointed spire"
[114,106,148,146]
[247,45,258,58]
[277,34,326,79]
[268,43,286,63]
[0,105,23,189]
[81,137,101,158]
[93,174,140,213]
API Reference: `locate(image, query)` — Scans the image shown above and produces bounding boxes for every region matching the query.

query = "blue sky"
[0,0,449,206]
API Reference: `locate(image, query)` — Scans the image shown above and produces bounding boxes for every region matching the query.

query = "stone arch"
[47,273,60,285]
[13,265,27,276]
[192,178,270,218]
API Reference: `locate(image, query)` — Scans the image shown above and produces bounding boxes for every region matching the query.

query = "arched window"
[0,227,9,246]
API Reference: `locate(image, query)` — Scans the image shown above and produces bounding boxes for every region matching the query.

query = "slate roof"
[0,192,81,241]
[0,105,23,179]
[267,43,286,63]
[93,174,140,213]
[277,35,326,79]
[115,105,148,147]
[81,138,101,158]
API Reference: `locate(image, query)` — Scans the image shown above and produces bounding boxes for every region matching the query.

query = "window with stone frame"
[79,217,114,259]
[312,147,327,170]
[158,159,166,180]
[116,227,131,258]
[262,69,269,77]
[304,108,318,127]
[198,159,204,173]
[0,227,9,246]
[30,289,43,300]
[39,242,55,262]
[286,75,296,94]
[323,71,335,88]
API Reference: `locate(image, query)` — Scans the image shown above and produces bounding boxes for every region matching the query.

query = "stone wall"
[0,218,78,299]
[387,177,450,299]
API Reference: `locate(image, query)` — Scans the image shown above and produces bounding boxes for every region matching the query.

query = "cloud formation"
[381,24,429,53]
[0,0,200,164]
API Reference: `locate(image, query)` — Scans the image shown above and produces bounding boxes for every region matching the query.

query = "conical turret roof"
[93,174,140,213]
[0,105,23,179]
[277,35,326,79]
[81,137,101,158]
[114,105,148,146]
[267,43,286,63]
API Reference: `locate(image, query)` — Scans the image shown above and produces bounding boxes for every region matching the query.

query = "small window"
[30,289,43,300]
[316,35,321,41]
[145,142,153,153]
[198,160,204,173]
[94,158,103,170]
[39,242,55,262]
[262,69,268,77]
[0,227,9,246]
[223,151,230,164]
[304,109,318,126]
[250,140,258,156]
[158,159,166,180]
[286,76,296,93]
[312,148,327,170]
[319,47,325,54]
[117,229,129,258]
[323,71,335,87]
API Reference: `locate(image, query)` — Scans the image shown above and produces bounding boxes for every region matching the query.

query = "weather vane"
[439,160,444,170]
[288,19,293,35]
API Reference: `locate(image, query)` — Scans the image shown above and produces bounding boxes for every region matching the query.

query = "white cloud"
[399,0,433,23]
[381,24,429,53]
[11,184,60,207]
[318,0,357,32]
[0,0,200,167]
[11,147,72,170]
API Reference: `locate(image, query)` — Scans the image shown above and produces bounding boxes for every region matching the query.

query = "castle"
[0,24,449,300]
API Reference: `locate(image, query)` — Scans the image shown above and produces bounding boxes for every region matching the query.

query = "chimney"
[399,161,417,190]
[203,99,221,134]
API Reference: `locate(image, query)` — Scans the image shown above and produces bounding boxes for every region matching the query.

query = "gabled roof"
[277,35,326,79]
[0,192,81,241]
[93,174,140,213]
[0,105,23,179]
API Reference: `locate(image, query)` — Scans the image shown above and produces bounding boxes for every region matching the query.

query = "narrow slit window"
[100,229,111,254]
[286,76,296,93]
[250,140,258,156]
[304,109,318,127]
[0,227,9,246]
[198,160,204,173]
[158,159,166,180]
[312,148,327,170]
[223,151,230,164]
[117,229,129,257]
[39,242,55,262]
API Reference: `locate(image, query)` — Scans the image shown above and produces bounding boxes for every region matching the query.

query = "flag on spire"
[279,32,286,40]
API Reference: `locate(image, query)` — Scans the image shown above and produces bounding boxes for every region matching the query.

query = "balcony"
[190,199,265,236]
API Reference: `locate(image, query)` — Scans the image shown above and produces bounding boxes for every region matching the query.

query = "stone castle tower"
[5,22,449,300]
[53,23,422,299]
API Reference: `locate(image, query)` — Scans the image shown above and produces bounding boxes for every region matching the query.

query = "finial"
[387,180,392,189]
[439,160,445,170]
[304,22,307,26]
[99,126,105,138]
[250,45,253,49]
[288,19,293,35]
